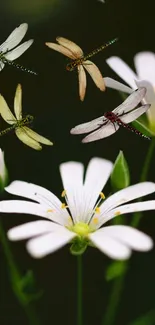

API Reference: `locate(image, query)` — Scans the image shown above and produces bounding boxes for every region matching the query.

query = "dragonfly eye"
[27,115,34,122]
[66,64,72,71]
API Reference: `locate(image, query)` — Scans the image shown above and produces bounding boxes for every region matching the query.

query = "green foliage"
[128,309,155,325]
[105,261,128,281]
[111,151,130,192]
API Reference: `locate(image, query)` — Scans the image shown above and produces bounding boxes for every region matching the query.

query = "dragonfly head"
[26,115,34,123]
[66,63,74,71]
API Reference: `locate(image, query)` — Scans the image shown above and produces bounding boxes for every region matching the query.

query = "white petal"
[26,229,76,258]
[106,57,137,89]
[82,158,113,222]
[89,231,131,260]
[5,40,33,61]
[98,200,155,226]
[135,80,155,124]
[134,52,155,85]
[8,220,63,240]
[135,80,155,104]
[99,225,153,251]
[0,200,46,218]
[99,182,155,219]
[78,65,87,101]
[104,77,133,93]
[59,162,84,223]
[0,23,28,53]
[5,181,70,225]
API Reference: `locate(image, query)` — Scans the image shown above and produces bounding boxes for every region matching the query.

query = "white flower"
[0,149,8,189]
[105,52,155,130]
[0,158,155,259]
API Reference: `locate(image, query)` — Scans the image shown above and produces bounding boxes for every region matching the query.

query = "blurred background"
[0,0,155,324]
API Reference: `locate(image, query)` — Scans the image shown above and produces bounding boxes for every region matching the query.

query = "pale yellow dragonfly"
[46,37,117,101]
[0,84,53,150]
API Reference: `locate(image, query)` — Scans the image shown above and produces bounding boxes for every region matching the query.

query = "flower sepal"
[70,237,89,256]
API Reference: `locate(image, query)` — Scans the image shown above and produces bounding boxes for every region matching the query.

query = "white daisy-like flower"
[0,158,155,260]
[105,52,155,130]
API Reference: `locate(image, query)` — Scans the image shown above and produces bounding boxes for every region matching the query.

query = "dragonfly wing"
[84,60,105,91]
[21,126,53,146]
[45,42,76,59]
[56,37,83,58]
[5,40,33,61]
[14,84,22,120]
[0,94,16,124]
[0,23,28,53]
[0,62,5,71]
[78,65,87,101]
[71,116,106,134]
[113,87,146,115]
[15,127,42,150]
[120,104,150,124]
[82,122,119,143]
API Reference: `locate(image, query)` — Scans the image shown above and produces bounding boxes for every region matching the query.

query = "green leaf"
[128,309,155,325]
[105,261,128,281]
[111,151,130,191]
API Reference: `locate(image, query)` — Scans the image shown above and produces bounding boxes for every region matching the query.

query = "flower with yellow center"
[0,157,155,259]
[104,52,155,132]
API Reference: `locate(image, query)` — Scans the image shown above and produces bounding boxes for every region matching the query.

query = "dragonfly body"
[1,56,37,75]
[0,115,34,136]
[66,38,118,71]
[70,88,152,142]
[104,111,151,140]
[46,36,118,100]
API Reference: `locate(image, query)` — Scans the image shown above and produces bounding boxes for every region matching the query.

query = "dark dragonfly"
[70,87,151,142]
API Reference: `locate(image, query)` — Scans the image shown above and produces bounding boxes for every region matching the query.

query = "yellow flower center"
[71,222,91,236]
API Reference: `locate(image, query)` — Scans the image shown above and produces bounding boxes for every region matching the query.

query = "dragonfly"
[0,23,37,75]
[70,87,151,142]
[46,37,117,101]
[0,84,53,150]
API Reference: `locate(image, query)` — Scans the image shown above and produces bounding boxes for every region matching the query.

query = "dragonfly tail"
[119,122,151,140]
[3,59,37,75]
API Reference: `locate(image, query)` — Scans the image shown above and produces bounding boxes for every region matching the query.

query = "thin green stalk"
[0,220,40,325]
[102,275,126,325]
[102,138,155,325]
[77,255,82,325]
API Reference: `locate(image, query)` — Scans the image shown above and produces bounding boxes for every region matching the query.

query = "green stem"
[102,138,155,325]
[77,255,82,325]
[0,220,40,325]
[102,275,126,325]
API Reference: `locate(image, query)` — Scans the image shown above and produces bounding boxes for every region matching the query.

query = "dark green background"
[0,0,155,324]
